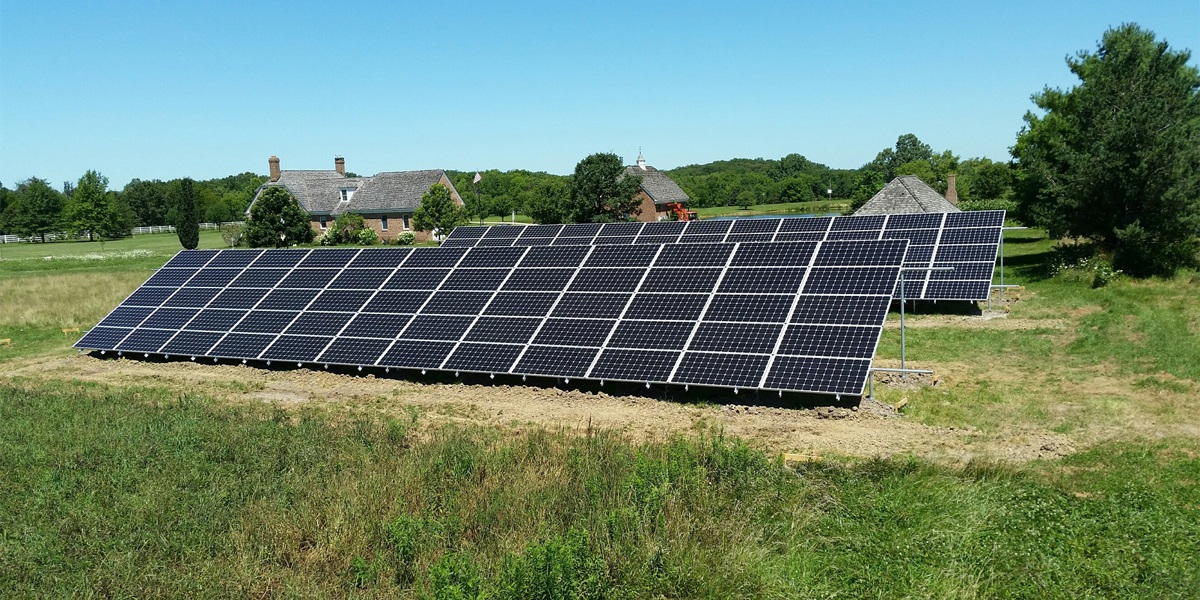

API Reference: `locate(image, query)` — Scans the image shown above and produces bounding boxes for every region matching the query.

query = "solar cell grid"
[79,239,909,396]
[440,210,1003,301]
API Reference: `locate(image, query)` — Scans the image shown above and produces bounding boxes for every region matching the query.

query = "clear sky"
[1,1,1197,189]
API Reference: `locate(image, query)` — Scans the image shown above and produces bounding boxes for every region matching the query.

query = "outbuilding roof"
[853,176,961,216]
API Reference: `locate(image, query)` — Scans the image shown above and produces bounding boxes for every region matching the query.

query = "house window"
[381,216,389,232]
[319,216,327,229]
[339,188,355,203]
[403,215,411,230]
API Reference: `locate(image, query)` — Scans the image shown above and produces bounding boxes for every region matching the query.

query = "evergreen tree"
[175,178,200,249]
[1012,24,1200,276]
[5,178,64,242]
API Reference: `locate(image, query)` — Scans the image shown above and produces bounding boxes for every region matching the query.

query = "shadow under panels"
[76,239,908,397]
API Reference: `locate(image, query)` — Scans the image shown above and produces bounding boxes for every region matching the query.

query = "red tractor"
[665,202,698,221]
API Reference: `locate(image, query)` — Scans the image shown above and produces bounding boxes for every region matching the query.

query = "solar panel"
[440,210,1005,301]
[77,240,908,397]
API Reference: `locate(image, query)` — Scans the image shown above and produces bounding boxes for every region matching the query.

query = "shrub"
[220,223,245,247]
[396,231,415,245]
[356,228,378,245]
[1047,243,1124,288]
[958,198,1017,214]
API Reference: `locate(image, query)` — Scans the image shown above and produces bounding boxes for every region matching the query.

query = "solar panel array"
[75,240,908,397]
[442,210,1005,301]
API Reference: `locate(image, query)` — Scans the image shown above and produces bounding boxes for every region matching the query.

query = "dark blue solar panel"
[705,294,794,322]
[623,294,709,321]
[515,346,598,377]
[764,356,869,395]
[78,240,911,397]
[308,290,373,312]
[502,269,574,291]
[342,313,412,338]
[145,269,197,287]
[96,306,154,328]
[78,326,132,348]
[464,317,541,344]
[484,292,558,316]
[234,311,297,334]
[262,335,333,362]
[257,289,319,310]
[278,269,339,289]
[285,312,353,336]
[441,268,510,291]
[590,349,678,381]
[674,353,770,388]
[443,343,523,372]
[163,250,218,268]
[250,249,309,267]
[607,321,693,350]
[348,248,412,267]
[163,287,220,308]
[185,309,246,331]
[403,315,474,340]
[230,268,290,288]
[533,318,615,347]
[160,331,223,355]
[385,269,450,289]
[141,308,198,329]
[568,269,645,292]
[640,269,722,292]
[117,328,176,352]
[322,337,393,365]
[329,269,394,289]
[688,323,780,354]
[377,340,455,368]
[363,291,429,313]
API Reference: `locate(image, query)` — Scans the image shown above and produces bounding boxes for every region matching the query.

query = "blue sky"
[1,1,1197,188]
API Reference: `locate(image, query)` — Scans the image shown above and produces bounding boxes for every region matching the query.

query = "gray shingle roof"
[622,165,689,204]
[853,176,961,216]
[251,169,458,216]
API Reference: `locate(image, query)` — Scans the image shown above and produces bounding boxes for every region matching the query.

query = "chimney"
[268,156,281,182]
[945,173,958,205]
[335,156,345,175]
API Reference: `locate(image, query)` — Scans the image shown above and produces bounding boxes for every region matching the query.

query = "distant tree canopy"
[1012,23,1200,276]
[2,177,64,242]
[62,170,132,241]
[246,186,314,248]
[569,153,642,223]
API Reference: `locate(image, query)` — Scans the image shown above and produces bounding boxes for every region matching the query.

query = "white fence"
[0,222,243,244]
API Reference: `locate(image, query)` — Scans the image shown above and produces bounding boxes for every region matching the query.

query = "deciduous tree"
[246,186,314,247]
[63,170,127,241]
[1012,23,1200,276]
[4,177,64,242]
[413,183,466,239]
[569,153,642,223]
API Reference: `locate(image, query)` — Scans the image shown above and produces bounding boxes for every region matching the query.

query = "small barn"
[623,152,691,222]
[854,175,960,216]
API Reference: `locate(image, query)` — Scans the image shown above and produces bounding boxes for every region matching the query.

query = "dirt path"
[4,353,1085,464]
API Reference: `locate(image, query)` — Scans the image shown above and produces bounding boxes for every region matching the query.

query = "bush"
[396,231,415,245]
[220,223,245,247]
[356,228,378,245]
[1047,243,1124,288]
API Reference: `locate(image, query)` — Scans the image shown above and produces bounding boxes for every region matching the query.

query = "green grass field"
[1,228,1198,597]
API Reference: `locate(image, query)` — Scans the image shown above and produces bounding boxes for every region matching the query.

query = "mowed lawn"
[0,229,1198,597]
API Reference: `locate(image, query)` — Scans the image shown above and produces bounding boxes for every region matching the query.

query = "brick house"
[248,156,465,242]
[622,152,691,222]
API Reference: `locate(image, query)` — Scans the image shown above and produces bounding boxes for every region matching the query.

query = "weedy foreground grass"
[1,379,1196,598]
